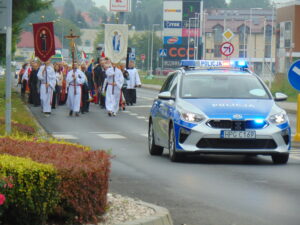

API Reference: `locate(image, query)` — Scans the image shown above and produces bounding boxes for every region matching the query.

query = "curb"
[18,84,174,225]
[121,201,173,225]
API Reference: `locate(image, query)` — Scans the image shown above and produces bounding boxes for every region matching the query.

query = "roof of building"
[17,31,62,49]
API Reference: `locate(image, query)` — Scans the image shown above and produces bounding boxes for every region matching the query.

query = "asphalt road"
[30,88,300,225]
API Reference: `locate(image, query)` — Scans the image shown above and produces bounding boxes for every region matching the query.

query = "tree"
[93,28,104,59]
[53,0,96,13]
[62,0,76,22]
[76,11,88,28]
[203,0,227,8]
[229,0,270,9]
[0,0,52,64]
[128,31,162,70]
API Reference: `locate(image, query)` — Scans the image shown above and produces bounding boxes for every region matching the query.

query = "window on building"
[238,24,249,58]
[213,25,223,58]
[265,25,272,58]
[284,21,292,49]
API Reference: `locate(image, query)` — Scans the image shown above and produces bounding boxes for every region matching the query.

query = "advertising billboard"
[163,1,182,21]
[110,0,131,12]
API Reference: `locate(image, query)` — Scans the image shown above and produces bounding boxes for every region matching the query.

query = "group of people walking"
[18,57,142,117]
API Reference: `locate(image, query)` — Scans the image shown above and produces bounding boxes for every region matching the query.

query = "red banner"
[33,22,55,62]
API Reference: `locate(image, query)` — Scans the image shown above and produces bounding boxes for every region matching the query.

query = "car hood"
[180,98,276,119]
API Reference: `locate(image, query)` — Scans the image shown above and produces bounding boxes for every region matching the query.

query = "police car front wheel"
[271,153,289,164]
[169,125,185,162]
[148,121,164,156]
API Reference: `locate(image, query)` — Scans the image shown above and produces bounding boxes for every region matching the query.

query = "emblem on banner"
[33,22,56,62]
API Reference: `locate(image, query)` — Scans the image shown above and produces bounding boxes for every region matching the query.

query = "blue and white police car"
[148,60,291,164]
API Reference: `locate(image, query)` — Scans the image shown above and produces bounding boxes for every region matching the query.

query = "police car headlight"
[269,112,287,125]
[181,111,204,123]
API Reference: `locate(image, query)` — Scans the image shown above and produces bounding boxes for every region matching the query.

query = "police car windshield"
[180,74,271,99]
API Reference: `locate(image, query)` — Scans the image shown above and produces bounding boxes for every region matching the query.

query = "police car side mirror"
[158,91,175,100]
[274,92,288,101]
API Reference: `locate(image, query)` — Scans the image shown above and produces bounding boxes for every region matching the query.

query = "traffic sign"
[223,29,234,41]
[159,49,167,57]
[140,54,146,61]
[288,60,300,91]
[220,42,234,57]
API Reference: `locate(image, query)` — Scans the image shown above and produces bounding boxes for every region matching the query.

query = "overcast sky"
[94,0,294,10]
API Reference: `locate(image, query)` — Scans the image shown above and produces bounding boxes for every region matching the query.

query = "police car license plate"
[221,130,256,139]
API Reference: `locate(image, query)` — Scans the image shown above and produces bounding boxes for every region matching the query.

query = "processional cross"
[65,30,80,94]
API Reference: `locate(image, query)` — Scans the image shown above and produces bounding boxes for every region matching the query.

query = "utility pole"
[5,0,12,134]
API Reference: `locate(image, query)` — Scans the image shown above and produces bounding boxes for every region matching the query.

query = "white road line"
[97,134,126,139]
[128,105,152,108]
[290,155,300,160]
[145,120,149,123]
[52,134,78,140]
[129,113,139,116]
[88,132,121,134]
[141,133,148,137]
[137,116,146,119]
[140,97,154,100]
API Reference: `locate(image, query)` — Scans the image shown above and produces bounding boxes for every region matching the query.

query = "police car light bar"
[181,60,248,69]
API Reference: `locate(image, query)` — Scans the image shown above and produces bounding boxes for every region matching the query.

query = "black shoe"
[69,110,73,116]
[108,111,112,117]
[75,112,80,117]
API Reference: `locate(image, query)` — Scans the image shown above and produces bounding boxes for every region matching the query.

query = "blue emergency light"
[181,59,248,69]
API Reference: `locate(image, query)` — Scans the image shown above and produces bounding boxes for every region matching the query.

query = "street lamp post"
[150,24,159,76]
[249,8,262,64]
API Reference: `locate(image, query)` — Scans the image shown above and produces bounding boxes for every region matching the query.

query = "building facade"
[275,0,300,73]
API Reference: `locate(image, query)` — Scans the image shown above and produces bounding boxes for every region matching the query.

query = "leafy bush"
[0,154,60,225]
[0,176,13,217]
[0,137,111,224]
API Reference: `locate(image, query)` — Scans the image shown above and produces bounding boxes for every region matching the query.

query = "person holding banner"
[37,60,56,116]
[104,58,124,116]
[66,63,86,117]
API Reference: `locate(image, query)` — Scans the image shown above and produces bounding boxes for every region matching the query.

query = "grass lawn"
[0,77,38,136]
[270,73,299,102]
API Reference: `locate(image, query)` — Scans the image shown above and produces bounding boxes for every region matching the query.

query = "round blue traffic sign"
[288,60,300,91]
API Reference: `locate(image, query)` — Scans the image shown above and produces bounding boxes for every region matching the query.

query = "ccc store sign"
[168,47,195,59]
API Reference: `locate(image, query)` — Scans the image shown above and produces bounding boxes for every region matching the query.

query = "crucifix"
[64,29,80,94]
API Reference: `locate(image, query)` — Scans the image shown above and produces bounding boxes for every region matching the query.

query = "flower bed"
[0,137,111,224]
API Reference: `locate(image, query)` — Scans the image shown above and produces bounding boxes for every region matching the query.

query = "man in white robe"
[104,60,124,116]
[37,61,56,116]
[66,63,86,116]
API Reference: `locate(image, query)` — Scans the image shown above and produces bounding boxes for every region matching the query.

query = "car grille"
[207,120,268,130]
[196,138,277,149]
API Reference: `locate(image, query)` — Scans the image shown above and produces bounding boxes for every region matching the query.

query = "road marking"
[52,134,78,140]
[88,132,121,134]
[137,116,146,119]
[141,133,148,137]
[145,120,149,123]
[128,105,152,108]
[290,155,300,160]
[129,113,138,116]
[97,134,126,139]
[140,97,154,100]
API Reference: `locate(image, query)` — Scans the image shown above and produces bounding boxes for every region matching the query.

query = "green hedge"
[0,154,60,225]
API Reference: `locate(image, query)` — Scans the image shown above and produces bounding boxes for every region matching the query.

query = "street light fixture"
[149,24,160,76]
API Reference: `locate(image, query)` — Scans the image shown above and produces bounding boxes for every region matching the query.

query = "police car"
[148,60,290,164]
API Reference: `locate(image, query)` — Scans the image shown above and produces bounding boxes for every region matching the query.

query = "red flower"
[0,194,6,205]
